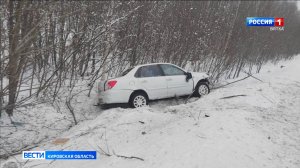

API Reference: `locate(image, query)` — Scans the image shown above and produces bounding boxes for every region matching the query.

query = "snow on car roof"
[135,62,175,68]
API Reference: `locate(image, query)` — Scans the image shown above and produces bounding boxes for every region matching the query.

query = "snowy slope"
[0,82,101,159]
[1,55,300,168]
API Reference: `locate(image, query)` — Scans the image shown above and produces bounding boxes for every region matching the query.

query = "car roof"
[134,63,174,68]
[124,63,185,77]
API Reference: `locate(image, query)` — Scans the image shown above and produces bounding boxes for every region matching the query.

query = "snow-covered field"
[1,55,300,168]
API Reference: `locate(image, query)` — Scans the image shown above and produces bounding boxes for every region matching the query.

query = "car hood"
[190,72,209,79]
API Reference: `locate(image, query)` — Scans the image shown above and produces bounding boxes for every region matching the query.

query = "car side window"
[160,64,185,76]
[135,65,163,78]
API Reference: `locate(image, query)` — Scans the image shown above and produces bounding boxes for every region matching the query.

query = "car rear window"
[121,67,134,76]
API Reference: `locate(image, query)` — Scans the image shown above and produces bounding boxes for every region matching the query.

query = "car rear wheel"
[130,92,148,108]
[195,82,210,97]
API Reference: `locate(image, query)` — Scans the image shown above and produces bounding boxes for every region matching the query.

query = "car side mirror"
[185,72,192,82]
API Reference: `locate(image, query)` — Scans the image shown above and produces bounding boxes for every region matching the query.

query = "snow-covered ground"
[0,82,101,159]
[1,55,300,168]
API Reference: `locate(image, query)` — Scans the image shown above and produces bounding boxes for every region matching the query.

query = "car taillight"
[106,80,117,90]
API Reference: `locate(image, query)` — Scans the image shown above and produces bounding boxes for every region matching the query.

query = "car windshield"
[121,67,134,76]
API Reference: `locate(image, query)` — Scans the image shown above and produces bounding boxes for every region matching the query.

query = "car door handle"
[166,78,172,81]
[141,80,147,83]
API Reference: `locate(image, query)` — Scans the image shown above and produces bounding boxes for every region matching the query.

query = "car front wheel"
[130,92,148,108]
[195,82,210,97]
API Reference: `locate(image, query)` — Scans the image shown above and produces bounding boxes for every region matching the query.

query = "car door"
[159,64,193,97]
[134,65,168,100]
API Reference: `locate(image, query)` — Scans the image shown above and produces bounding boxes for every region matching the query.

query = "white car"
[98,63,210,108]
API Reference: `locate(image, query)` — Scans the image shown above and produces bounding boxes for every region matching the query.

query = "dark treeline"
[0,1,300,116]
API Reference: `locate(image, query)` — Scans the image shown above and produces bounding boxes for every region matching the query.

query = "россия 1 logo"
[246,17,284,31]
[274,18,284,27]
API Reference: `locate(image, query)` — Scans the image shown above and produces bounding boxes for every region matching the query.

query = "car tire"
[129,92,148,108]
[194,82,210,97]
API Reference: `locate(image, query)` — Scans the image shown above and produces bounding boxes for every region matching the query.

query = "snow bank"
[0,81,101,159]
